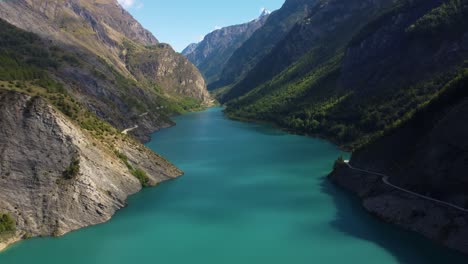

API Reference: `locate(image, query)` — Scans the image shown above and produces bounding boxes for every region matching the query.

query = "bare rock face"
[0,0,158,44]
[0,91,181,245]
[0,0,156,74]
[125,44,212,105]
[182,11,270,85]
[0,0,211,112]
[0,0,205,252]
[329,164,468,255]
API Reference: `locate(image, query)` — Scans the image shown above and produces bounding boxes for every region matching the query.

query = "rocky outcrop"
[0,90,182,249]
[0,0,208,252]
[0,0,157,75]
[8,0,158,45]
[330,163,468,254]
[182,11,270,85]
[125,44,212,105]
[212,0,315,90]
[0,0,211,126]
[329,70,468,254]
[181,43,199,56]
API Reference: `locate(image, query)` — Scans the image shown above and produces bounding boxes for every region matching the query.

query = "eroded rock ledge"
[329,163,468,255]
[0,91,182,250]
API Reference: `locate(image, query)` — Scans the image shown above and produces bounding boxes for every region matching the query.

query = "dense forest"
[219,0,468,151]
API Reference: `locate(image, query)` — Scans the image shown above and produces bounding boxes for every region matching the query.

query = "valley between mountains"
[0,0,468,259]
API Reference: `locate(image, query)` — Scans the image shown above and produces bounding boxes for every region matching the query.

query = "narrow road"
[121,125,138,135]
[344,161,468,213]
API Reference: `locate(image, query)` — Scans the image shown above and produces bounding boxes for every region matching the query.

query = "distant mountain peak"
[182,9,271,86]
[182,43,199,56]
[254,8,271,23]
[260,8,271,17]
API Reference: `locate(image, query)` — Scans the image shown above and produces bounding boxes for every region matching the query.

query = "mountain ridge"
[0,0,212,141]
[182,10,270,86]
[0,0,210,250]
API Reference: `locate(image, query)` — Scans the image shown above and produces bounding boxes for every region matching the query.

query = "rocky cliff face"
[0,90,182,248]
[183,11,270,86]
[124,43,212,105]
[0,0,211,124]
[0,0,208,251]
[182,43,199,56]
[0,0,156,74]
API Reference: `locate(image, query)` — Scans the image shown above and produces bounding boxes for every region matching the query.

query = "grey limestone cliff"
[183,11,270,86]
[0,89,182,249]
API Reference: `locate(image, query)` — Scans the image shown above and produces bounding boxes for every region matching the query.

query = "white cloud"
[118,0,143,9]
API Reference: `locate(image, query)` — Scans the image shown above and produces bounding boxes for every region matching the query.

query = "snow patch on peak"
[260,7,271,16]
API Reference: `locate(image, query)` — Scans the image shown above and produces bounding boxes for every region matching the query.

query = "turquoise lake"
[0,107,466,263]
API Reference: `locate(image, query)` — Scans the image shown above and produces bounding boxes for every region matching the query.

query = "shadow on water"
[320,178,468,264]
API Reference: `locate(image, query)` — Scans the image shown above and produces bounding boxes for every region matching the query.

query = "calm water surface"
[1,107,466,263]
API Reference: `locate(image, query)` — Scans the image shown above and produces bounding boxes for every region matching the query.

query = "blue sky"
[118,0,285,52]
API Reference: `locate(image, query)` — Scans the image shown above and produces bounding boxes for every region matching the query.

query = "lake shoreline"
[329,163,468,256]
[226,108,468,256]
[0,234,21,253]
[2,108,466,263]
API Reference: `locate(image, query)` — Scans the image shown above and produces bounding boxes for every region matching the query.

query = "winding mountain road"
[122,125,138,135]
[344,161,468,213]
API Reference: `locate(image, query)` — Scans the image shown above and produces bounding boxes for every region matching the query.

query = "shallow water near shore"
[0,107,466,263]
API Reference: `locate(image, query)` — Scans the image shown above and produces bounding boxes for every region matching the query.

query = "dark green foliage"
[115,150,151,187]
[63,157,80,179]
[0,213,15,233]
[406,0,468,38]
[221,0,390,103]
[0,19,60,82]
[225,0,468,150]
[349,0,429,46]
[115,150,133,170]
[61,54,81,67]
[131,169,150,187]
[0,18,123,139]
[355,67,468,152]
[212,0,310,89]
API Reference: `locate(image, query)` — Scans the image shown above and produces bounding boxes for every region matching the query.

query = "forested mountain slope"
[220,0,394,103]
[210,0,316,90]
[225,0,468,150]
[212,0,468,254]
